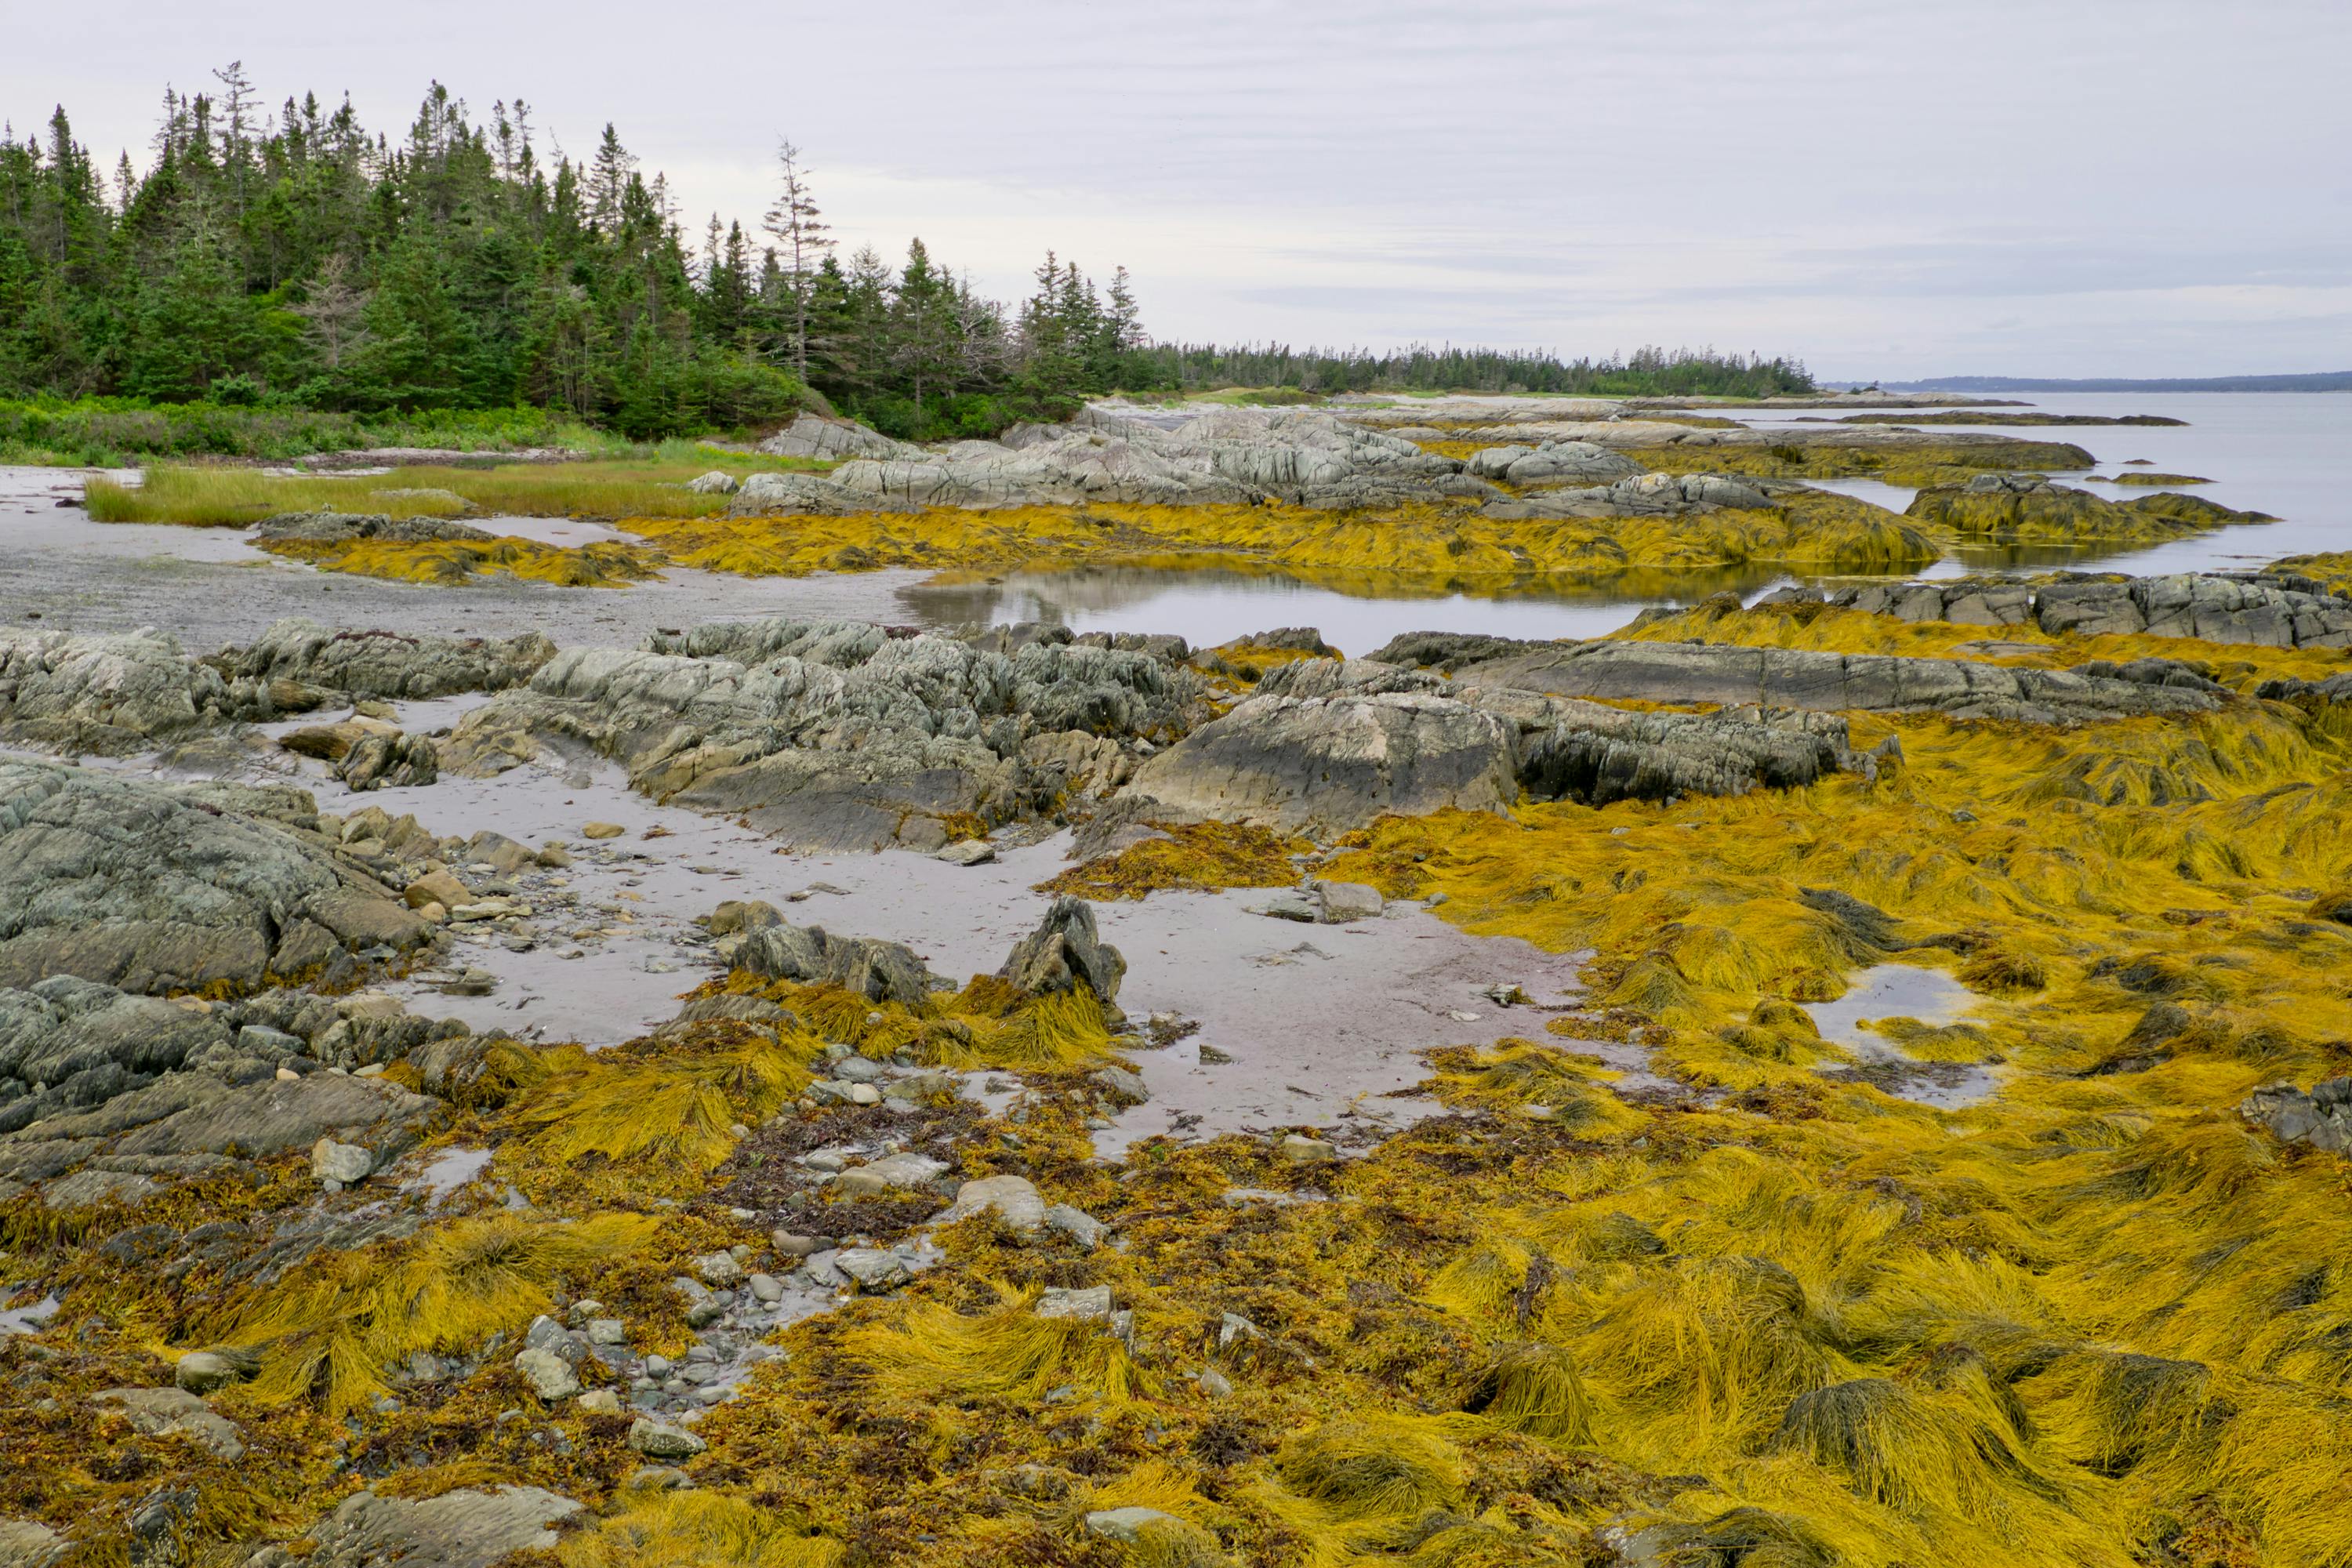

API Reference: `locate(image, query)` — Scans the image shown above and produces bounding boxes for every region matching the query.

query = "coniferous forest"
[0,71,1815,456]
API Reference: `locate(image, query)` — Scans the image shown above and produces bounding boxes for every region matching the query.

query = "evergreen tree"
[760,139,830,382]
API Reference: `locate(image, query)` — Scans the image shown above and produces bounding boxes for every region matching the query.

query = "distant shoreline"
[1854,371,2352,394]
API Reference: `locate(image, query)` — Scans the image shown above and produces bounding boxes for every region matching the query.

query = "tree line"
[0,70,1812,446]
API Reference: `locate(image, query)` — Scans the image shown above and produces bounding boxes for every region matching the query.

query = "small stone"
[746,1273,784,1304]
[771,1231,821,1257]
[685,1301,725,1329]
[582,822,626,839]
[628,1417,706,1458]
[1089,1065,1148,1105]
[310,1137,374,1186]
[1043,1203,1105,1247]
[846,1082,882,1106]
[937,1174,1047,1232]
[514,1347,581,1400]
[1252,891,1318,922]
[1280,1134,1339,1165]
[1036,1285,1114,1322]
[174,1349,252,1394]
[642,1355,672,1378]
[444,967,498,996]
[586,1319,629,1346]
[576,1388,623,1415]
[1313,880,1385,923]
[1198,1368,1234,1399]
[934,839,996,866]
[694,1250,746,1288]
[1084,1507,1181,1544]
[834,1248,911,1290]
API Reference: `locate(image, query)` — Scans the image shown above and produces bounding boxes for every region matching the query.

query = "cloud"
[10,0,2349,375]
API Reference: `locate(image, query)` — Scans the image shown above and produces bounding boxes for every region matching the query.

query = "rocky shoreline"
[3,402,2349,1568]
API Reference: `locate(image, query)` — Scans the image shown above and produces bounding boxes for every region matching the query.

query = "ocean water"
[969,392,2350,651]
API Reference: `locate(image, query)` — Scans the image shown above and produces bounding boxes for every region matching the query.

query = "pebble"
[747,1272,784,1304]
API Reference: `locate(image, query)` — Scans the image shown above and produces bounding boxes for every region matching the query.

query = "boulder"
[735,921,941,1006]
[2242,1079,2352,1153]
[1000,897,1126,1003]
[684,470,740,495]
[336,731,439,791]
[628,1418,706,1459]
[311,1137,376,1186]
[1128,690,1517,833]
[937,1174,1048,1232]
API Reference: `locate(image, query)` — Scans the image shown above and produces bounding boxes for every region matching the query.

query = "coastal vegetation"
[1,74,1817,464]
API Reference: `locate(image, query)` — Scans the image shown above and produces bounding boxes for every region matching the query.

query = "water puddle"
[1806,964,1998,1108]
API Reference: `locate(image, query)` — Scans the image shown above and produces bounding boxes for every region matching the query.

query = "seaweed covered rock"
[219,618,557,699]
[0,627,258,752]
[1905,474,2273,543]
[443,620,1203,851]
[252,513,493,545]
[1000,896,1126,1003]
[0,760,434,996]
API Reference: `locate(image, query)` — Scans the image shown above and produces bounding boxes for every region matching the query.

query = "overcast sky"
[11,0,2347,379]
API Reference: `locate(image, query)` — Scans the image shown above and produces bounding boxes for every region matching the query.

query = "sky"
[9,0,2348,379]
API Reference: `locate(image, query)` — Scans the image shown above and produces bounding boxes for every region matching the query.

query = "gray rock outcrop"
[1421,638,2227,725]
[0,761,435,996]
[220,618,557,699]
[1484,470,1772,519]
[0,627,256,752]
[1128,688,1519,833]
[2241,1078,2350,1153]
[734,921,942,1005]
[755,412,924,461]
[730,406,1488,513]
[1853,572,2349,651]
[441,619,1203,851]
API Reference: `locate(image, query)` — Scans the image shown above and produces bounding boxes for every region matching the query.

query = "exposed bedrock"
[1123,655,1871,833]
[0,760,436,997]
[0,974,455,1204]
[216,617,558,700]
[1800,572,2352,651]
[442,619,1205,851]
[0,626,261,752]
[730,406,1495,513]
[1461,439,1646,487]
[1375,634,2227,724]
[1482,470,1774,518]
